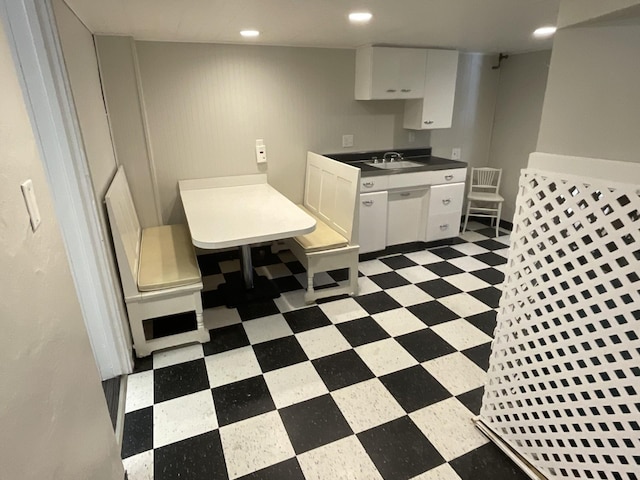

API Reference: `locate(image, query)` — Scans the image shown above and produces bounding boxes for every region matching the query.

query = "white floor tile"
[458,231,487,242]
[396,265,439,284]
[219,411,295,479]
[153,344,204,369]
[442,273,490,293]
[205,346,262,388]
[447,256,492,273]
[295,271,335,288]
[438,293,492,318]
[410,463,462,480]
[495,247,510,258]
[331,379,405,433]
[496,234,511,246]
[242,314,293,344]
[372,308,426,337]
[153,390,218,448]
[202,273,226,292]
[462,221,486,231]
[298,435,383,480]
[422,353,487,395]
[219,259,240,273]
[274,289,308,313]
[355,338,418,376]
[404,250,442,265]
[295,325,351,360]
[358,259,393,276]
[125,370,153,413]
[203,306,242,330]
[264,362,329,408]
[357,276,383,295]
[386,284,434,306]
[410,398,488,461]
[450,243,489,256]
[255,263,294,279]
[430,319,492,351]
[319,297,369,324]
[122,450,154,480]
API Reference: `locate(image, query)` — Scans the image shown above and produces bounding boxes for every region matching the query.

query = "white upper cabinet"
[403,49,459,130]
[355,47,427,100]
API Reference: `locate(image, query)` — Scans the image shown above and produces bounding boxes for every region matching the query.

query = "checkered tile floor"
[121,221,529,480]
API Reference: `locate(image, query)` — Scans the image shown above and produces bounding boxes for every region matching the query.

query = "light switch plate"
[21,179,41,232]
[342,134,354,148]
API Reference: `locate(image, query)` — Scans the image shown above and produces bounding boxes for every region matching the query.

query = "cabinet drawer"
[426,212,461,242]
[429,182,465,215]
[387,167,466,189]
[360,176,389,192]
[428,168,466,185]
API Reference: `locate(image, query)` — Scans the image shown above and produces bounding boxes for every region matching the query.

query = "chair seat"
[467,192,504,203]
[138,224,201,291]
[293,205,348,253]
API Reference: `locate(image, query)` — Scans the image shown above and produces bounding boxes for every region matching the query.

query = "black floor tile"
[285,260,306,274]
[470,268,504,285]
[336,316,390,347]
[457,387,485,416]
[355,291,402,315]
[474,227,509,239]
[475,239,507,251]
[432,246,466,260]
[238,458,305,480]
[203,324,250,356]
[465,310,497,337]
[368,271,411,289]
[469,286,502,308]
[202,289,226,309]
[273,275,303,293]
[396,329,457,362]
[408,301,459,326]
[236,299,281,321]
[251,246,282,267]
[416,278,462,298]
[283,306,332,333]
[312,350,375,391]
[154,430,228,480]
[253,336,308,373]
[328,268,349,282]
[473,252,507,266]
[380,255,418,270]
[358,416,445,480]
[462,342,492,371]
[279,395,353,454]
[213,376,276,426]
[132,355,153,373]
[450,442,530,480]
[154,359,210,403]
[121,406,153,459]
[379,366,451,413]
[425,261,464,277]
[197,253,223,276]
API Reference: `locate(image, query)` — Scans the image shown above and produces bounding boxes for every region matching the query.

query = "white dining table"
[179,174,316,293]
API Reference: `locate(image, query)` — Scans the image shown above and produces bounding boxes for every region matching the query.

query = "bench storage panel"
[105,166,209,357]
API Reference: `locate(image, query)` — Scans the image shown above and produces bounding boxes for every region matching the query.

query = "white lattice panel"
[480,168,640,480]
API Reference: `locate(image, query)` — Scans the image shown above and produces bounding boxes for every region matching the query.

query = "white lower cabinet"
[386,189,428,246]
[425,182,465,241]
[359,191,388,254]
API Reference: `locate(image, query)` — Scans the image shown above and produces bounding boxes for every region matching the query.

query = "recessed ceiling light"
[533,26,557,38]
[240,30,260,38]
[349,12,372,23]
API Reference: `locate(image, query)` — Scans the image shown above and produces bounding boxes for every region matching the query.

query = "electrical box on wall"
[256,139,267,164]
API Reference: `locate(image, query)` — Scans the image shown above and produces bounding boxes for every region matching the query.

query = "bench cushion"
[138,224,201,292]
[294,205,348,253]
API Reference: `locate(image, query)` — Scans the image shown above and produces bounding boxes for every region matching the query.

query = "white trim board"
[1,0,132,378]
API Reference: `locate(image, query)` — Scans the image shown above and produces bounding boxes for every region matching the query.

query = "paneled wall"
[97,39,430,225]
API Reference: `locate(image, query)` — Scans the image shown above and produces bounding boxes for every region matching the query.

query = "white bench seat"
[293,205,348,253]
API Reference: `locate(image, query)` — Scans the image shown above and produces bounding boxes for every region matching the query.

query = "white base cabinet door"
[359,191,388,254]
[386,189,428,246]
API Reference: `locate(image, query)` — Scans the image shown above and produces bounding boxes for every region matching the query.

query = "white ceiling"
[65,0,561,54]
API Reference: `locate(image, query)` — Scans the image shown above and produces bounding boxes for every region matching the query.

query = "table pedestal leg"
[240,245,254,289]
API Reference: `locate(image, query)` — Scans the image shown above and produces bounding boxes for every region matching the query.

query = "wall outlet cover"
[451,148,461,160]
[342,134,354,148]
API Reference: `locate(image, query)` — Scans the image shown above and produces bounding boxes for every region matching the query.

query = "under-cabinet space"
[355,46,427,100]
[386,189,428,246]
[359,191,388,254]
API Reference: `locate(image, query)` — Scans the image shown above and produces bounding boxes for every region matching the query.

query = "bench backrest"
[105,166,142,297]
[303,152,360,244]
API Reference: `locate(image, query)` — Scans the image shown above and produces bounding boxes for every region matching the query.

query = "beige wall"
[557,0,640,27]
[0,21,123,480]
[52,0,132,355]
[487,50,551,223]
[97,39,430,225]
[537,25,640,162]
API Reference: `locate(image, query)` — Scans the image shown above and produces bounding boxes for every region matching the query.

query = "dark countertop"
[323,148,467,178]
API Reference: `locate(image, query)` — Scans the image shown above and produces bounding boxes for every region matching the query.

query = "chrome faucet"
[383,151,402,163]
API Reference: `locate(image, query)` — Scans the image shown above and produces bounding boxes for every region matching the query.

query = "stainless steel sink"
[364,160,423,170]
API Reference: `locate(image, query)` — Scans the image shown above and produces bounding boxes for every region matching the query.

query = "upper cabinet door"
[403,49,459,130]
[355,47,427,100]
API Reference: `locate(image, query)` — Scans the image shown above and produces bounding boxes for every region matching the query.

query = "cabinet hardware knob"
[424,120,434,125]
[362,182,374,188]
[401,89,411,92]
[400,192,410,197]
[442,198,451,205]
[440,224,449,230]
[362,200,374,206]
[444,175,454,180]
[386,89,397,92]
